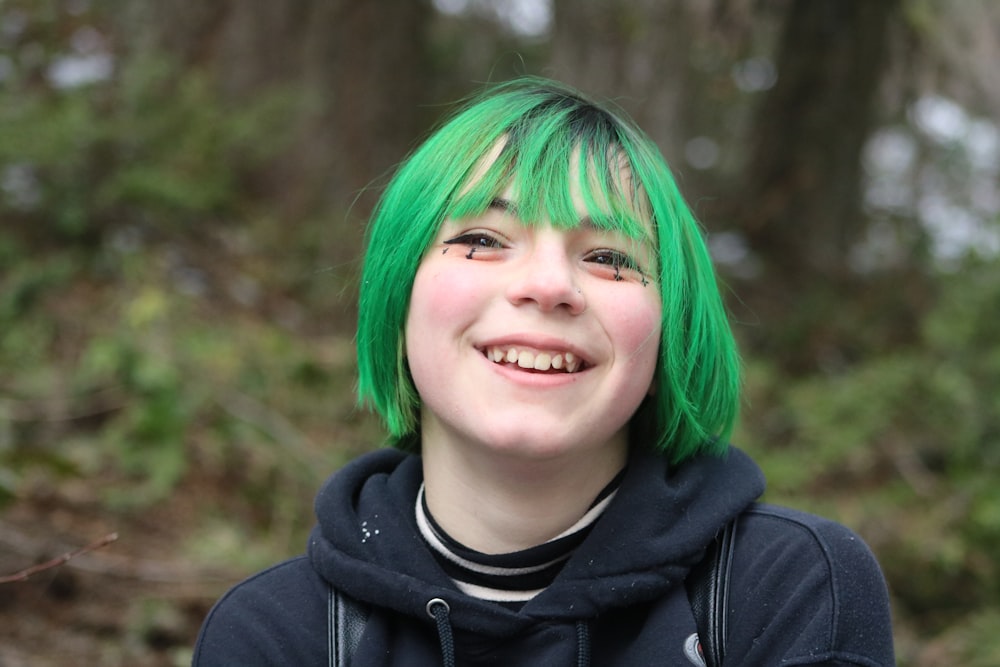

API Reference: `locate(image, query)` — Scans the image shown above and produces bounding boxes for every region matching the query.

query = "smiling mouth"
[484,346,585,373]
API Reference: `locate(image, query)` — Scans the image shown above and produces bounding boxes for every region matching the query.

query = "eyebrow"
[488,197,518,216]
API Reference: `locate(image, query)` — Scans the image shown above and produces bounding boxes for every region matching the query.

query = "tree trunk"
[115,0,434,220]
[727,0,904,370]
[740,0,897,277]
[548,0,694,160]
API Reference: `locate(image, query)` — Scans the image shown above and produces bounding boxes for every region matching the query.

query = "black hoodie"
[193,446,895,666]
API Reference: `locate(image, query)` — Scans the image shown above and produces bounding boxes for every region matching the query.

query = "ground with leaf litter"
[0,474,250,667]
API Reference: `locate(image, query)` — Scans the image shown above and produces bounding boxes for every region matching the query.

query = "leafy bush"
[1,46,295,243]
[0,26,358,556]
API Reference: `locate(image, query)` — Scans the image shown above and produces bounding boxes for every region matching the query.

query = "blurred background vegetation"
[1,0,998,664]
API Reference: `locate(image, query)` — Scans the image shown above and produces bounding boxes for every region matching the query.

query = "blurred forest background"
[1,0,999,664]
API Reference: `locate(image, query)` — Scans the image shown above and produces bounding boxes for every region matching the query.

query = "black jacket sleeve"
[723,504,895,667]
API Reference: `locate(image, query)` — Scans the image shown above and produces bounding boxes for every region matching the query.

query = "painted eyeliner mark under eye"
[587,247,648,284]
[466,247,477,259]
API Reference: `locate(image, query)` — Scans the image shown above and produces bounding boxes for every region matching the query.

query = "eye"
[443,232,506,250]
[584,248,639,271]
[584,248,651,284]
[441,230,508,260]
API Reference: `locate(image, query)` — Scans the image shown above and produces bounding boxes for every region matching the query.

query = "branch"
[0,521,234,585]
[0,532,119,584]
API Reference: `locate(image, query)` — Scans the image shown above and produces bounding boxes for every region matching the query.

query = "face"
[404,183,662,466]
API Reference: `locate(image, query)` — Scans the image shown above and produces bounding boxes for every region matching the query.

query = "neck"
[421,433,628,554]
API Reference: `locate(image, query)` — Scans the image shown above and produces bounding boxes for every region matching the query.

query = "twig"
[0,521,234,584]
[0,532,119,584]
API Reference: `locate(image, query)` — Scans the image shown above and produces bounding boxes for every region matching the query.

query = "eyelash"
[584,249,640,272]
[441,232,649,282]
[442,232,505,250]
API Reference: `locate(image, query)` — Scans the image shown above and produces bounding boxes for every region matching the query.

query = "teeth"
[565,355,580,373]
[486,346,583,373]
[533,353,551,371]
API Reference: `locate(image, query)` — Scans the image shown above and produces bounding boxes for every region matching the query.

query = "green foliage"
[0,20,365,559]
[74,285,197,505]
[956,609,1000,667]
[98,54,294,218]
[1,50,296,242]
[0,236,371,535]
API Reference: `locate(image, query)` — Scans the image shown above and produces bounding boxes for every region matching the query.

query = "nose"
[504,237,586,314]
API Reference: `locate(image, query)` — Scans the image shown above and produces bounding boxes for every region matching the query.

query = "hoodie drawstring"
[425,598,591,667]
[426,598,456,667]
[576,621,591,667]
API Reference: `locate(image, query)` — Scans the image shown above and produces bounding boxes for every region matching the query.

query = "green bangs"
[356,77,740,463]
[445,107,652,247]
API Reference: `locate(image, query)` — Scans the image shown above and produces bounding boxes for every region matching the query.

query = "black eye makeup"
[584,248,650,284]
[442,232,506,249]
[442,230,508,259]
[584,248,640,271]
[438,221,655,285]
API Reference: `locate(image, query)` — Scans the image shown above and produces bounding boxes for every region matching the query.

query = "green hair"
[356,77,740,463]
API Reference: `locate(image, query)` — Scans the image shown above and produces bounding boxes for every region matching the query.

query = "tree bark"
[740,0,898,278]
[115,0,434,220]
[727,0,905,370]
[548,0,695,160]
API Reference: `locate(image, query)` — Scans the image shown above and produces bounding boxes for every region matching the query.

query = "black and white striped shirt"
[415,473,623,609]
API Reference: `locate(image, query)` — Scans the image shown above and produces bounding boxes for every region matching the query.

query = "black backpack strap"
[328,584,369,666]
[685,516,739,667]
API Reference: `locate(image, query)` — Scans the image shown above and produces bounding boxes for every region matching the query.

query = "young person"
[193,78,894,666]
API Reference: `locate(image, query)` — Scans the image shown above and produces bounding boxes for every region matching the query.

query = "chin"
[492,441,575,461]
[476,427,619,463]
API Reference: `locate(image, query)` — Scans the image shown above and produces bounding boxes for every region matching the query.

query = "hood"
[307,445,765,639]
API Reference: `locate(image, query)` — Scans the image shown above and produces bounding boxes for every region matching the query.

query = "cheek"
[606,294,661,410]
[405,263,482,357]
[606,292,663,366]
